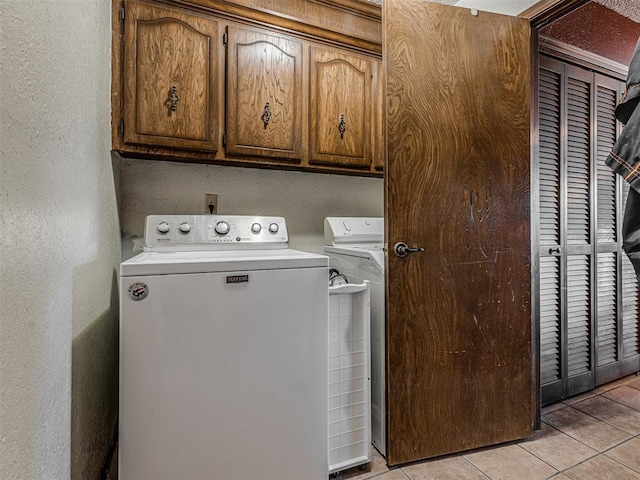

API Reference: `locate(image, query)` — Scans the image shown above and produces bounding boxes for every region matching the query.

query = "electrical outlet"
[204,194,218,214]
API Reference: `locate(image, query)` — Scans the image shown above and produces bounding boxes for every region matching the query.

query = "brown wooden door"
[385,1,533,465]
[309,46,372,169]
[124,0,219,152]
[225,26,303,161]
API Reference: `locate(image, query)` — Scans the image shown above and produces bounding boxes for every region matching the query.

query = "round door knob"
[157,221,170,234]
[268,223,279,234]
[251,223,262,234]
[179,222,191,234]
[215,221,230,235]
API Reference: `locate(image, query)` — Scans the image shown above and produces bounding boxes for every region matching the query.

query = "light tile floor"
[337,374,640,480]
[105,374,640,480]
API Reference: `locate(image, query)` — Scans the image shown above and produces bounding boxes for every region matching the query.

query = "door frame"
[522,0,620,426]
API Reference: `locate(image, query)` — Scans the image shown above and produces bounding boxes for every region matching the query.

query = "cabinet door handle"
[338,114,346,139]
[261,102,271,128]
[168,86,180,112]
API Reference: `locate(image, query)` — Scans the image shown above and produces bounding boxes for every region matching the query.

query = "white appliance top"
[324,217,384,246]
[324,217,384,273]
[121,215,328,276]
[121,248,328,276]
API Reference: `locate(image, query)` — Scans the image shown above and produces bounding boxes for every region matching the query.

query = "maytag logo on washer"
[226,275,249,284]
[128,282,149,301]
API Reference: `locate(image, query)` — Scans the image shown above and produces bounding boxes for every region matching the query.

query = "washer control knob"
[157,221,170,234]
[268,223,279,234]
[179,222,191,234]
[215,221,230,235]
[251,223,262,234]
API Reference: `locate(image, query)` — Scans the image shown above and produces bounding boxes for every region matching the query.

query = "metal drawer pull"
[394,242,424,258]
[168,86,180,112]
[549,247,561,255]
[338,114,346,139]
[261,102,271,127]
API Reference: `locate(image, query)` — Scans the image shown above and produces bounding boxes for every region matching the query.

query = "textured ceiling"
[593,0,640,23]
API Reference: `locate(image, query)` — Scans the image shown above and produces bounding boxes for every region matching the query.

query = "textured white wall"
[121,159,384,258]
[0,0,120,479]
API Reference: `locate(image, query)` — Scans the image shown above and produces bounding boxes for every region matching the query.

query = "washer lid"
[324,217,384,246]
[324,245,385,274]
[120,249,328,276]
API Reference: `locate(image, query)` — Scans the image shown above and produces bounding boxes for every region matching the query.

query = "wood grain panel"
[520,0,588,27]
[124,0,219,151]
[112,0,383,176]
[385,0,532,465]
[226,26,303,161]
[373,59,384,171]
[309,46,372,168]
[175,0,382,53]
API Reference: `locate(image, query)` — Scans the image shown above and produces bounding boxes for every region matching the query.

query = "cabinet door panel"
[124,0,219,151]
[226,27,303,161]
[310,47,372,168]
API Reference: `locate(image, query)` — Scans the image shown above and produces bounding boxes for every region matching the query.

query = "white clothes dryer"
[324,217,386,456]
[120,215,328,479]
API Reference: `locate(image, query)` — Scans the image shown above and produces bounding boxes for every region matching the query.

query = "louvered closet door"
[538,57,564,402]
[538,55,638,405]
[595,74,623,383]
[563,63,595,398]
[538,58,594,404]
[594,74,639,383]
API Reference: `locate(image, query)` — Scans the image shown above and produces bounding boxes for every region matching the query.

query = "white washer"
[324,217,386,456]
[119,215,328,480]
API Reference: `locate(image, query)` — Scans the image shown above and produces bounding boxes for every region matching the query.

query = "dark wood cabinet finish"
[123,0,219,152]
[225,26,303,161]
[309,46,373,168]
[385,0,532,465]
[112,0,383,176]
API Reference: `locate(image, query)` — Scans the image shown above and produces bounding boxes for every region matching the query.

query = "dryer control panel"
[143,215,289,251]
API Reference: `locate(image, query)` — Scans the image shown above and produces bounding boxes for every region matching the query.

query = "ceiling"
[592,0,640,23]
[367,0,640,22]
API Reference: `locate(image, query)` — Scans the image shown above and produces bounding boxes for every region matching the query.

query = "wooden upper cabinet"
[112,0,382,175]
[123,0,219,152]
[225,26,303,161]
[309,46,373,168]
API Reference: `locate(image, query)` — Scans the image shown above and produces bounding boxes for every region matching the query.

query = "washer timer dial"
[157,221,170,234]
[214,221,230,235]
